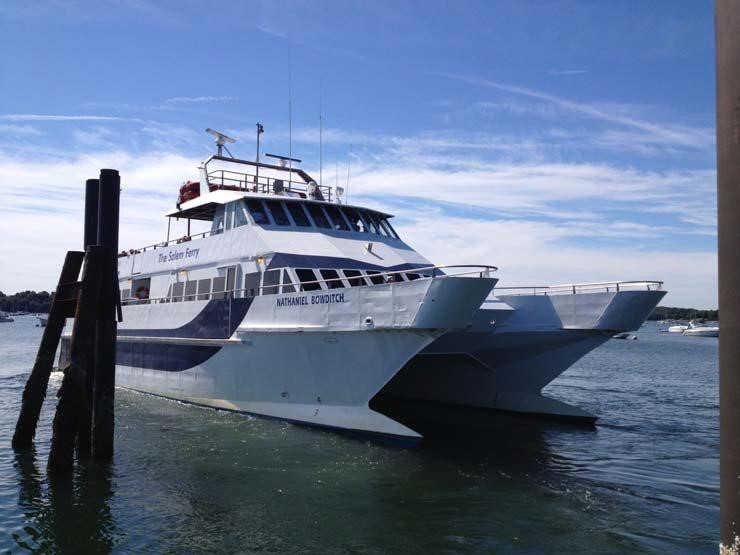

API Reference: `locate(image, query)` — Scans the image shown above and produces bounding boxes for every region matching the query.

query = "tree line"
[0,290,52,313]
[648,306,719,321]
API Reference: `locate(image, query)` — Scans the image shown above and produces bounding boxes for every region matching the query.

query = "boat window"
[246,199,269,225]
[172,282,185,302]
[184,280,198,301]
[224,203,234,230]
[305,204,331,229]
[377,218,395,238]
[342,207,365,233]
[234,201,249,228]
[212,276,226,299]
[370,213,388,236]
[343,270,365,287]
[285,201,311,227]
[282,269,296,293]
[121,288,131,301]
[197,278,211,300]
[262,269,280,295]
[365,270,385,285]
[132,278,151,302]
[405,273,421,281]
[244,272,260,297]
[382,218,400,239]
[320,269,344,289]
[226,267,237,298]
[323,205,350,231]
[360,210,381,235]
[264,200,291,226]
[296,268,322,291]
[211,207,225,235]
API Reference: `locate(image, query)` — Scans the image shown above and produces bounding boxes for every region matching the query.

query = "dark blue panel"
[118,297,253,339]
[266,253,433,273]
[117,342,220,371]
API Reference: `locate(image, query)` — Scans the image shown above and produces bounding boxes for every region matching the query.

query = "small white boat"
[0,311,13,323]
[683,321,719,337]
[668,324,688,333]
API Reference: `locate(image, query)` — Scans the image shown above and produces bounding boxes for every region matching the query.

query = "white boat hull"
[375,289,666,426]
[682,327,719,337]
[63,275,496,441]
[117,329,439,440]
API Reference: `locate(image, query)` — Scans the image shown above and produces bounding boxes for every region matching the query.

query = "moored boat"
[682,321,719,337]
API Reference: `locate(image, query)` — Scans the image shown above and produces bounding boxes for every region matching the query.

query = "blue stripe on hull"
[118,297,253,339]
[116,342,220,371]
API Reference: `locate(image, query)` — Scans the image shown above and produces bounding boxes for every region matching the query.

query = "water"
[0,316,718,553]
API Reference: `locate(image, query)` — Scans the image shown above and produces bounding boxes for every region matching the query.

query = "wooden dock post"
[716,1,740,552]
[12,251,84,449]
[92,169,120,460]
[77,178,100,458]
[48,246,104,473]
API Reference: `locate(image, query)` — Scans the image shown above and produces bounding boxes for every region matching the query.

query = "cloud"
[0,124,42,136]
[393,211,716,308]
[164,96,238,105]
[0,114,124,122]
[549,69,589,76]
[0,113,717,307]
[436,73,714,151]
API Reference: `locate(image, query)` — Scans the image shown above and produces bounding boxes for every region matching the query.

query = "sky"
[0,0,717,308]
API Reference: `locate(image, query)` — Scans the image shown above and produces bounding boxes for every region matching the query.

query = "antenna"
[288,70,293,190]
[319,77,323,187]
[255,122,264,187]
[205,128,236,157]
[345,146,352,204]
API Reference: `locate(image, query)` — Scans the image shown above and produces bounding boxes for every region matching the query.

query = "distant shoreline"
[648,306,718,321]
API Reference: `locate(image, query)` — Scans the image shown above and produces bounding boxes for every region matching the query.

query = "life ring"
[135,286,149,300]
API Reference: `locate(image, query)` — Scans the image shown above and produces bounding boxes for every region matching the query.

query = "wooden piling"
[77,178,100,458]
[716,1,740,552]
[92,169,120,460]
[48,246,104,473]
[12,251,84,449]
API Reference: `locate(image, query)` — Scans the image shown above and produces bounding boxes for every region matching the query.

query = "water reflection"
[12,450,116,553]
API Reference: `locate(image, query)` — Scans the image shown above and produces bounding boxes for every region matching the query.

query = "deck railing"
[206,169,333,202]
[493,280,663,296]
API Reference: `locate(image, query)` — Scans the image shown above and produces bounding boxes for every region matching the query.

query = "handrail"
[207,169,333,201]
[493,280,663,296]
[118,229,215,257]
[122,264,498,304]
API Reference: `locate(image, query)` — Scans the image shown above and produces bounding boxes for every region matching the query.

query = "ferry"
[62,130,665,441]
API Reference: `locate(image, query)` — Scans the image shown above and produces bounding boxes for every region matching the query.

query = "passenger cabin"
[119,155,432,306]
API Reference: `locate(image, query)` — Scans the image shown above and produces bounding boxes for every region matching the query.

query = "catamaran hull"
[116,329,438,440]
[375,289,666,427]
